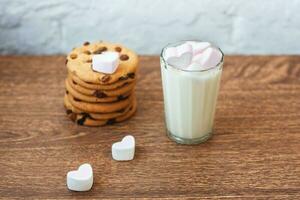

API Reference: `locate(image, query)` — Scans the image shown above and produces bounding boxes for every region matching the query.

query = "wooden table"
[0,55,300,199]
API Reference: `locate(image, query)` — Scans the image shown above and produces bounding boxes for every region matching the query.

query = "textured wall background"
[0,0,299,55]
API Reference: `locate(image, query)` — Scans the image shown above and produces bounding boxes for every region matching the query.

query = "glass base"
[167,130,213,145]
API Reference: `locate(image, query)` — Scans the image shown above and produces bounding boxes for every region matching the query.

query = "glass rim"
[160,40,224,72]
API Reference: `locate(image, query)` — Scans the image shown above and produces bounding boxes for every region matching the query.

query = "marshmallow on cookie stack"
[64,41,138,126]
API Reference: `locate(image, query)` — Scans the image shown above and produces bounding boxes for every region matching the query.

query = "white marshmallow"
[187,41,211,55]
[191,47,222,69]
[164,43,193,68]
[112,135,135,161]
[92,51,119,74]
[67,163,93,192]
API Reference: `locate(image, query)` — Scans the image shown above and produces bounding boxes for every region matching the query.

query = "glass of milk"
[160,40,224,144]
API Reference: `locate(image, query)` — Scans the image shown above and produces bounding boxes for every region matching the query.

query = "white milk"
[160,42,223,144]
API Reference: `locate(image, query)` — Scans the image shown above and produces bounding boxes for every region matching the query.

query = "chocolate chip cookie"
[66,92,134,113]
[65,79,131,103]
[65,96,137,126]
[67,76,135,97]
[66,41,138,85]
[64,94,135,120]
[69,72,135,90]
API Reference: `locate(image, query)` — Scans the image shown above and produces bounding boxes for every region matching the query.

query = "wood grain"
[0,55,300,199]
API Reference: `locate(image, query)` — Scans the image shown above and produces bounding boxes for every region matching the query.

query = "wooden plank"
[0,55,299,199]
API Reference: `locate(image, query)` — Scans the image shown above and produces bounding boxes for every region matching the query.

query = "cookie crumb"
[70,54,77,59]
[120,54,129,61]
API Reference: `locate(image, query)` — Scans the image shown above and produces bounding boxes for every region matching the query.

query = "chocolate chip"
[72,80,77,85]
[66,109,72,115]
[86,59,92,63]
[77,113,90,125]
[93,50,102,54]
[66,90,69,94]
[115,47,122,52]
[65,59,68,65]
[117,95,126,101]
[120,54,129,61]
[93,50,103,54]
[93,90,107,98]
[118,76,128,81]
[83,50,91,55]
[73,97,81,102]
[77,116,86,125]
[83,41,90,46]
[101,75,111,83]
[106,118,116,125]
[85,113,95,120]
[93,47,107,54]
[82,113,90,117]
[127,73,135,79]
[77,118,84,125]
[116,108,125,113]
[70,53,77,59]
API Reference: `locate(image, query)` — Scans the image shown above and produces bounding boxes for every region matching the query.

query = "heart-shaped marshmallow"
[191,47,222,69]
[164,43,193,68]
[112,135,135,161]
[92,51,119,74]
[187,41,211,55]
[67,163,93,191]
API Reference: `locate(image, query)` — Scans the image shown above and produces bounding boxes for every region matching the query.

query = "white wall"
[0,0,299,55]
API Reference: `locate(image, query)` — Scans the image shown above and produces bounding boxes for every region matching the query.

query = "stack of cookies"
[64,41,138,126]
